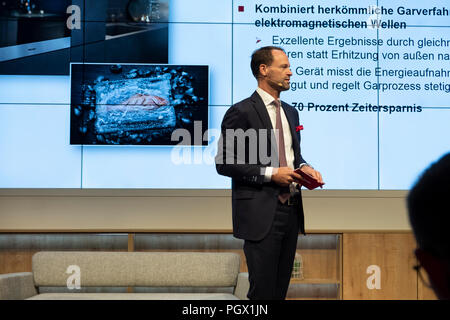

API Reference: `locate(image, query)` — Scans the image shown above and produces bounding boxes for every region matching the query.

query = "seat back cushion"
[32,251,240,287]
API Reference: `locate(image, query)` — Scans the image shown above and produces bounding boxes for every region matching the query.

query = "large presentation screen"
[0,0,449,189]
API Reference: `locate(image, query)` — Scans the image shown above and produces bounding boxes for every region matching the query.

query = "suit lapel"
[250,91,273,130]
[281,102,301,167]
[249,91,277,164]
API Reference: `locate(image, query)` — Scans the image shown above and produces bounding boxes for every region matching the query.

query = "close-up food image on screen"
[70,63,208,145]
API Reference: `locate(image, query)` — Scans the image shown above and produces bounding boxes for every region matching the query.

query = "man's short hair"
[407,152,450,259]
[250,46,285,79]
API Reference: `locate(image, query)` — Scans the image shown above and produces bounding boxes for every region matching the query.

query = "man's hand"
[271,167,302,187]
[299,165,324,185]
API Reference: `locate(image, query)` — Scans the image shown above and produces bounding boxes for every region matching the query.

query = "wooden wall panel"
[343,233,417,300]
[0,251,35,274]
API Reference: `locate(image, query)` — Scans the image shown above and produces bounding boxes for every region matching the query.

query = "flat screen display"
[70,63,209,145]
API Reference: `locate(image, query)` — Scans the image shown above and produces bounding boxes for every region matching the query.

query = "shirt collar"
[256,87,279,108]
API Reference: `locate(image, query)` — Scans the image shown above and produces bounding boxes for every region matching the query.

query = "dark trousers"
[243,201,300,300]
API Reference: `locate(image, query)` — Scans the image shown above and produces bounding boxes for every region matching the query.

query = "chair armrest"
[233,272,249,300]
[0,272,37,300]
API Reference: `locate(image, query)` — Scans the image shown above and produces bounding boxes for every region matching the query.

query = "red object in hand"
[294,168,325,190]
[296,125,304,132]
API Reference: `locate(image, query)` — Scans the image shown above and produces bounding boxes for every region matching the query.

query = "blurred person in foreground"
[407,152,450,300]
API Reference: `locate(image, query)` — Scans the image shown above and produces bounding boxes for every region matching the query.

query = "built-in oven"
[0,0,71,62]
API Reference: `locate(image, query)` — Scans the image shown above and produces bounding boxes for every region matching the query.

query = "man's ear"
[259,64,268,77]
[415,248,450,300]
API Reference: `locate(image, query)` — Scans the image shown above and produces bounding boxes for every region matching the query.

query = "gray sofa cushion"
[0,272,37,300]
[32,251,240,287]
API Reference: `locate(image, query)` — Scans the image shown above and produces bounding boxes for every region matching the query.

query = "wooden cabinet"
[342,233,418,300]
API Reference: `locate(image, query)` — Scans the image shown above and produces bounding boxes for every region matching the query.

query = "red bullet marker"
[238,6,244,12]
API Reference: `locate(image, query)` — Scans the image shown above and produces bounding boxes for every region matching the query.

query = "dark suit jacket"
[216,91,306,241]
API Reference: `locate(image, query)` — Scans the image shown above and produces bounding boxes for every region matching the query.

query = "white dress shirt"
[256,87,295,175]
[255,87,311,186]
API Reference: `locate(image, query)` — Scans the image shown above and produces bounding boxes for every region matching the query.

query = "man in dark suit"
[215,46,323,300]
